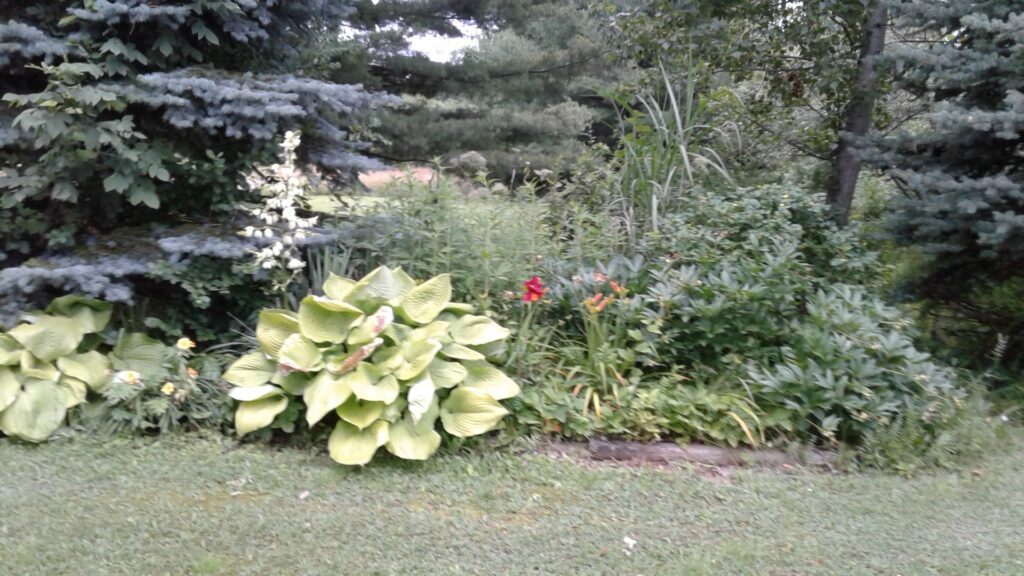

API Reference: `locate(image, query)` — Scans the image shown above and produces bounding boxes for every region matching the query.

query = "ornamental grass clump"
[223,265,519,466]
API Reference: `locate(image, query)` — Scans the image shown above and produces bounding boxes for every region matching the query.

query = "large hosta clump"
[0,296,113,442]
[224,266,519,465]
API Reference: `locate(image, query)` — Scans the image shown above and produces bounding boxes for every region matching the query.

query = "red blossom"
[523,276,546,302]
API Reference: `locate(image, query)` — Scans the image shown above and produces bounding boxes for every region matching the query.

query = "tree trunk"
[826,4,888,226]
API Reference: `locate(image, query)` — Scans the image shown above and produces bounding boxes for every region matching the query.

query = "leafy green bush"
[223,265,519,466]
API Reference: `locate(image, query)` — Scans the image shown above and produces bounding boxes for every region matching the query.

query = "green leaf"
[46,295,112,333]
[57,351,111,393]
[222,352,277,387]
[398,274,452,324]
[8,316,84,363]
[470,339,509,364]
[335,396,387,430]
[0,334,22,365]
[345,266,416,312]
[256,309,300,358]
[408,320,450,342]
[395,338,442,380]
[427,358,467,389]
[274,371,312,395]
[58,376,88,408]
[277,334,323,373]
[406,374,435,425]
[444,302,475,315]
[369,346,404,374]
[440,343,485,361]
[461,361,520,400]
[322,273,356,301]
[110,333,167,374]
[0,379,67,443]
[298,296,363,344]
[350,370,400,404]
[20,351,59,381]
[450,315,510,346]
[328,420,389,466]
[0,366,21,412]
[380,396,407,423]
[228,384,284,402]
[440,386,509,437]
[235,395,289,436]
[386,412,441,461]
[303,370,353,426]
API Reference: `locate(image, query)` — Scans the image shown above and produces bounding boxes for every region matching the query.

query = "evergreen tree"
[0,1,394,260]
[866,0,1024,360]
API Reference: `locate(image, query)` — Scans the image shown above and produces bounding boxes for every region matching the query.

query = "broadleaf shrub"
[224,265,519,466]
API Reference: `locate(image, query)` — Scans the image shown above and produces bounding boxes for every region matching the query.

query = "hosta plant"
[224,265,519,466]
[0,296,113,442]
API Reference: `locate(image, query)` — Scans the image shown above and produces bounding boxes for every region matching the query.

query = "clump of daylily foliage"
[224,265,519,466]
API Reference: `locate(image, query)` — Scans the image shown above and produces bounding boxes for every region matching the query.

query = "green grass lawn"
[2,436,1023,576]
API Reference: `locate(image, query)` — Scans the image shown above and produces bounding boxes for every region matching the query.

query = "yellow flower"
[161,382,176,396]
[187,367,199,379]
[176,337,196,351]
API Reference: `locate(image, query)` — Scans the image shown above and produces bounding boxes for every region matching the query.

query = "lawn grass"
[2,435,1023,575]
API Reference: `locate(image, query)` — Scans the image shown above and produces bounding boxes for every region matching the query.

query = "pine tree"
[866,0,1024,359]
[0,1,394,260]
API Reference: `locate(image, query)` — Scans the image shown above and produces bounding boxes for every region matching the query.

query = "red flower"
[523,276,546,302]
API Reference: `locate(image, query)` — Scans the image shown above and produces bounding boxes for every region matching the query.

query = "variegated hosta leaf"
[323,272,357,301]
[256,309,300,358]
[0,366,20,412]
[298,296,363,344]
[350,370,400,405]
[440,386,509,438]
[110,332,167,374]
[450,315,510,346]
[56,351,111,393]
[7,316,84,363]
[335,396,387,430]
[398,273,452,325]
[223,352,278,387]
[229,384,285,402]
[235,395,290,436]
[461,361,520,400]
[303,370,354,426]
[45,295,113,333]
[347,306,395,346]
[20,351,59,382]
[327,338,384,375]
[0,334,22,365]
[440,343,485,361]
[395,338,442,381]
[277,334,323,373]
[328,420,389,466]
[427,358,467,389]
[0,379,67,443]
[406,375,435,425]
[58,376,88,408]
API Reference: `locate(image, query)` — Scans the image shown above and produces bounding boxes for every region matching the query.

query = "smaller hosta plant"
[0,296,113,442]
[224,265,519,466]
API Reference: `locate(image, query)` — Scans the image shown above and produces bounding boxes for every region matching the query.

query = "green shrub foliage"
[224,266,519,466]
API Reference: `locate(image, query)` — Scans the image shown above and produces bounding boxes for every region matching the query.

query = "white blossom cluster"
[240,131,318,271]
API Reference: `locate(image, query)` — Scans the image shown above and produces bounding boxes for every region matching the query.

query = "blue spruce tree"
[866,0,1023,363]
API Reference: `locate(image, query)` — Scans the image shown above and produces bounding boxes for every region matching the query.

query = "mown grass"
[2,435,1023,575]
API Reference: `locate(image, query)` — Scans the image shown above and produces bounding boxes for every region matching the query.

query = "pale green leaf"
[386,416,441,461]
[370,346,404,374]
[450,315,510,346]
[0,366,21,412]
[440,343,485,361]
[335,396,387,430]
[350,370,399,404]
[406,374,435,425]
[395,338,442,380]
[229,384,284,402]
[347,306,395,346]
[235,395,289,436]
[0,334,22,365]
[440,386,509,437]
[277,334,323,372]
[7,316,83,363]
[461,361,520,400]
[328,420,389,466]
[303,370,353,426]
[0,379,67,443]
[345,266,415,313]
[110,332,167,373]
[427,358,467,389]
[398,274,452,324]
[298,296,363,344]
[20,351,59,381]
[46,295,113,333]
[57,351,111,393]
[58,376,87,408]
[222,352,277,387]
[256,309,300,358]
[322,273,356,301]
